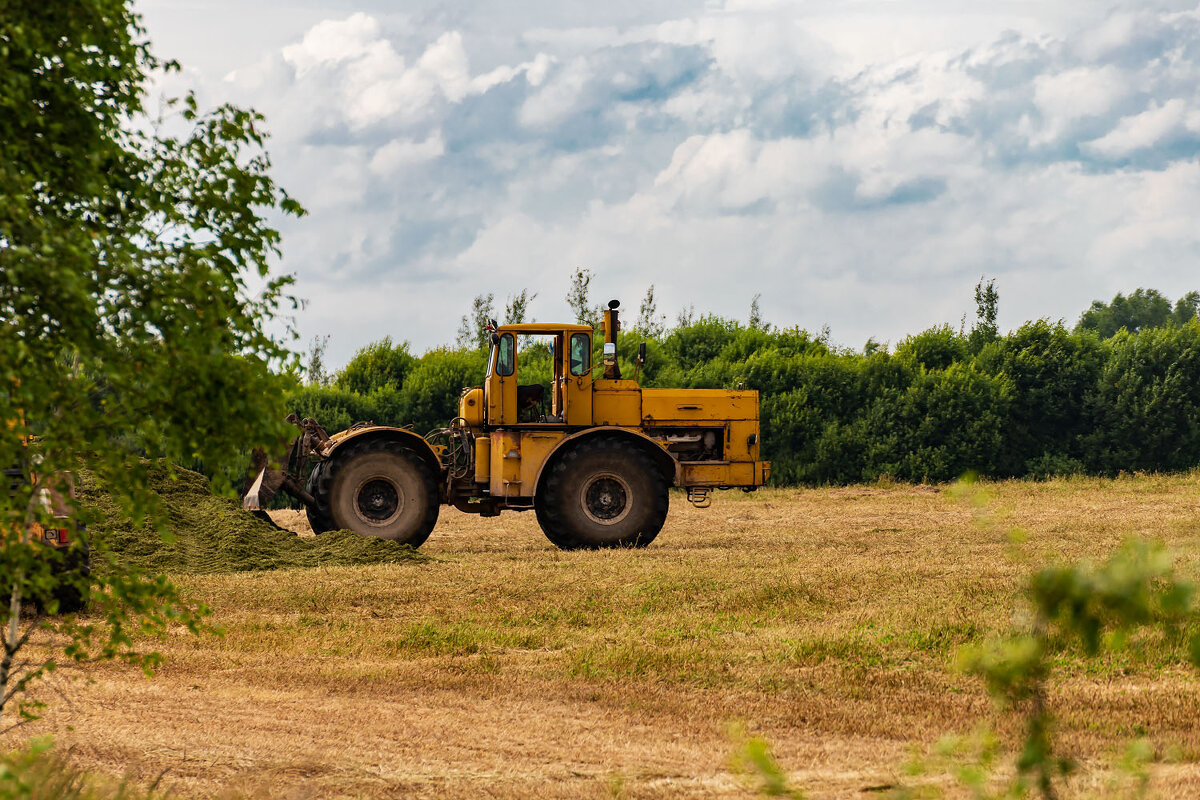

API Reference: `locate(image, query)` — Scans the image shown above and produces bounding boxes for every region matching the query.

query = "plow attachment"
[241,415,329,513]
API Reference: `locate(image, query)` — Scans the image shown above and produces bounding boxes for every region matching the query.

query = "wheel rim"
[580,472,632,525]
[354,477,404,525]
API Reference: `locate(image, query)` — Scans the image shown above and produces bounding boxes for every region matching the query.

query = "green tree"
[634,285,665,339]
[862,363,1011,482]
[0,1,302,725]
[975,321,1102,476]
[401,348,489,433]
[305,335,332,387]
[748,293,768,331]
[663,315,743,376]
[1172,290,1200,326]
[455,293,495,350]
[1081,324,1200,474]
[1077,288,1176,338]
[336,337,416,396]
[285,382,385,433]
[895,325,968,371]
[968,276,1000,353]
[503,289,536,325]
[566,268,600,328]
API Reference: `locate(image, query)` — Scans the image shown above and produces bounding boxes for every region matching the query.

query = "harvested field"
[16,475,1200,798]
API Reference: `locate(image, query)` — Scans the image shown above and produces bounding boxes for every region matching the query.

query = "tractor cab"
[478,323,594,428]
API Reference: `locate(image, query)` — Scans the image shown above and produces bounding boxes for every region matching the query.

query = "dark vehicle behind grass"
[4,461,90,614]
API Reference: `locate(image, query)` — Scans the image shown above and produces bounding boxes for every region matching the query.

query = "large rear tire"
[327,439,440,547]
[305,460,336,534]
[536,438,668,550]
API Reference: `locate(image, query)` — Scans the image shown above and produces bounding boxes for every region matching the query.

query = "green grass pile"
[77,463,425,574]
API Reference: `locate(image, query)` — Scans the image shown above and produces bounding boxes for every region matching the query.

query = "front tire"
[536,438,669,550]
[305,460,336,534]
[327,440,440,547]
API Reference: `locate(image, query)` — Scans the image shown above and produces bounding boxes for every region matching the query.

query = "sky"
[138,1,1200,368]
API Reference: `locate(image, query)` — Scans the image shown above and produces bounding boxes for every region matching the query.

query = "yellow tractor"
[244,300,769,549]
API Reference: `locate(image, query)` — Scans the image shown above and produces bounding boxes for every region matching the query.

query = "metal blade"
[242,467,266,511]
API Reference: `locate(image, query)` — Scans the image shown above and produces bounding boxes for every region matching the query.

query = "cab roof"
[496,323,594,334]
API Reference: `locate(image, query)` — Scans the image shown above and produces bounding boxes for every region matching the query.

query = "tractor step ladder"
[686,487,712,508]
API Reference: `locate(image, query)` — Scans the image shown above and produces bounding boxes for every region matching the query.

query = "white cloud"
[369,135,446,176]
[241,15,556,136]
[517,57,598,129]
[281,13,384,77]
[1083,98,1191,158]
[1075,10,1145,61]
[646,13,833,82]
[415,32,471,102]
[471,52,555,94]
[1034,66,1124,120]
[148,3,1200,365]
[650,130,804,212]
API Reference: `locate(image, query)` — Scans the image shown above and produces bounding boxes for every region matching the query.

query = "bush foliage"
[285,288,1200,485]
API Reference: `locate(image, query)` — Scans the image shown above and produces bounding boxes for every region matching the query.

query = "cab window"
[570,333,590,376]
[497,332,515,377]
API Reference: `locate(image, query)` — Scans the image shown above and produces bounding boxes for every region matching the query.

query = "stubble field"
[18,476,1200,798]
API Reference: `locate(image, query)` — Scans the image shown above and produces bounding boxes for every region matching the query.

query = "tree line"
[286,278,1200,485]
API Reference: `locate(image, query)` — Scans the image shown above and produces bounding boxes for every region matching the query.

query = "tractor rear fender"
[322,427,444,480]
[534,426,678,497]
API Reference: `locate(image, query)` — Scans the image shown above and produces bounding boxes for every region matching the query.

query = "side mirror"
[490,332,500,346]
[637,341,647,364]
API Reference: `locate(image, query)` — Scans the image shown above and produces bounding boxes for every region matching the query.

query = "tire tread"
[536,437,668,550]
[319,438,440,547]
[305,460,336,534]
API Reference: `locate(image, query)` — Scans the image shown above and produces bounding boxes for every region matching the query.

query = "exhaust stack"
[602,299,621,379]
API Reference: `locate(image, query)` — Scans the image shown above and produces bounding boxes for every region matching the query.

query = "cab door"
[563,330,592,426]
[486,331,518,426]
